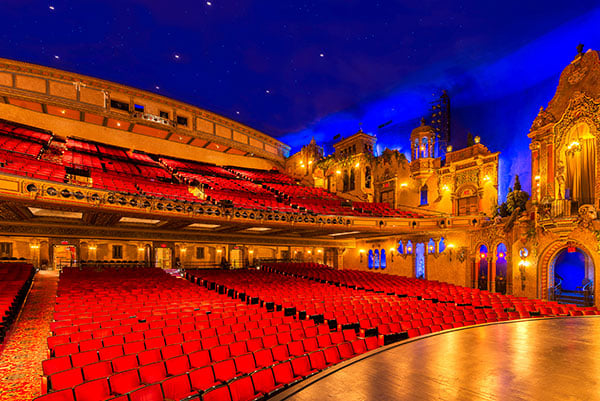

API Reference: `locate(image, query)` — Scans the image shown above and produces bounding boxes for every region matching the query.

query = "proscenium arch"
[537,240,597,302]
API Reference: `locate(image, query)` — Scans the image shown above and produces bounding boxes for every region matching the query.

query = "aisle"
[0,271,58,401]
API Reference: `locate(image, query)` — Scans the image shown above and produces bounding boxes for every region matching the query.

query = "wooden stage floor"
[273,316,600,401]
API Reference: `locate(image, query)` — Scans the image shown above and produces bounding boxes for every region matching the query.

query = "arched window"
[380,249,386,269]
[365,166,372,189]
[420,185,428,206]
[397,241,404,254]
[350,168,356,190]
[406,240,413,255]
[415,243,425,278]
[373,249,380,269]
[368,249,374,269]
[343,170,349,192]
[427,238,435,254]
[478,245,489,290]
[438,237,446,253]
[421,137,428,158]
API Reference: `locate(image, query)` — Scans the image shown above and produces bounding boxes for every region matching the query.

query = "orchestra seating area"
[0,262,35,345]
[0,118,424,218]
[24,260,600,401]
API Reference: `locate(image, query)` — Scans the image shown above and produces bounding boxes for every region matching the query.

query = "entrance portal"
[551,247,594,306]
[155,247,172,269]
[53,245,76,269]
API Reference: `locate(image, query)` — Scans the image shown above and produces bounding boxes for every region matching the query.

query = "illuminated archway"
[495,243,507,294]
[478,244,488,290]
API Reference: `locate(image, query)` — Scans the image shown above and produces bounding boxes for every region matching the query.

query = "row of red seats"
[0,262,34,344]
[0,150,66,182]
[0,134,44,157]
[0,119,52,143]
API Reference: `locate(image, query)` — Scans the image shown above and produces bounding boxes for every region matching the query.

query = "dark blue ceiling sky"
[1,1,600,199]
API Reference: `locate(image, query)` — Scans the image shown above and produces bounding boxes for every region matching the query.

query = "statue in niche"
[556,161,565,200]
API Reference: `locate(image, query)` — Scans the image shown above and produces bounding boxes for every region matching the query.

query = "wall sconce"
[355,162,360,168]
[518,247,530,290]
[181,248,187,253]
[30,244,40,249]
[317,249,322,254]
[389,248,395,262]
[249,249,254,254]
[88,245,97,251]
[217,249,222,253]
[400,183,408,188]
[359,249,365,263]
[446,243,456,261]
[442,185,450,192]
[307,250,312,255]
[428,244,435,253]
[336,170,341,175]
[138,247,145,252]
[406,245,412,254]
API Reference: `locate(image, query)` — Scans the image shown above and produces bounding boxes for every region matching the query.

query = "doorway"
[495,243,507,294]
[230,248,243,268]
[478,245,488,290]
[155,247,172,269]
[551,247,594,306]
[53,245,77,269]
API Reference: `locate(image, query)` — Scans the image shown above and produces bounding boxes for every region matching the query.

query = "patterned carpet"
[0,271,58,401]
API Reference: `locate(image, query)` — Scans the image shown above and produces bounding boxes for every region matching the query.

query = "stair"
[556,290,593,307]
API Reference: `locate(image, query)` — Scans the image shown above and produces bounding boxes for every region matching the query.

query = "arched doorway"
[415,243,425,279]
[495,243,507,294]
[478,245,488,290]
[551,247,594,306]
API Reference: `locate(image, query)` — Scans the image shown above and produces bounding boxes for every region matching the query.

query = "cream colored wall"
[0,103,278,171]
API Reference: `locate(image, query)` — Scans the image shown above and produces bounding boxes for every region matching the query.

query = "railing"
[549,279,562,301]
[131,111,176,127]
[550,200,573,218]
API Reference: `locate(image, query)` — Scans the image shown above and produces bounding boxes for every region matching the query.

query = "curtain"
[566,138,595,204]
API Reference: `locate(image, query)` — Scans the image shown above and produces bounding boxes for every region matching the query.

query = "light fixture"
[428,244,435,253]
[116,122,121,127]
[400,183,408,188]
[30,244,40,249]
[480,253,487,259]
[446,145,453,152]
[308,160,313,165]
[88,245,97,251]
[359,249,365,263]
[307,250,312,254]
[534,175,540,181]
[442,185,450,192]
[474,136,481,144]
[389,247,395,262]
[249,250,254,254]
[61,110,66,114]
[181,248,187,253]
[568,141,580,151]
[217,249,222,253]
[355,162,360,168]
[483,175,490,182]
[317,249,322,253]
[336,170,341,175]
[138,247,145,252]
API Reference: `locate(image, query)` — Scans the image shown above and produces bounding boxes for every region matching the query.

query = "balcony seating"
[0,263,34,344]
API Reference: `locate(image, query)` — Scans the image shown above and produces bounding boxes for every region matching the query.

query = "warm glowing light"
[116,122,121,127]
[307,250,312,254]
[446,145,453,152]
[217,249,222,253]
[30,244,40,249]
[61,110,66,114]
[534,175,540,180]
[483,175,490,181]
[407,247,412,253]
[442,185,450,192]
[498,252,505,258]
[420,145,425,151]
[447,243,455,249]
[249,250,254,254]
[359,249,365,254]
[336,170,341,175]
[480,253,486,259]
[400,183,408,188]
[181,248,187,252]
[308,160,313,165]
[389,248,395,252]
[138,247,145,252]
[317,249,322,253]
[568,141,580,150]
[474,136,481,144]
[355,162,360,168]
[518,260,531,267]
[88,246,97,251]
[428,245,434,252]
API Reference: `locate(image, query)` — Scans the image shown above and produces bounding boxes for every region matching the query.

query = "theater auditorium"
[0,5,600,401]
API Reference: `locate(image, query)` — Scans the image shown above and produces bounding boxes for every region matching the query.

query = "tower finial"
[420,117,426,126]
[576,43,584,55]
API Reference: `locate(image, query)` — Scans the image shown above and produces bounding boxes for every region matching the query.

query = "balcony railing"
[132,111,176,127]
